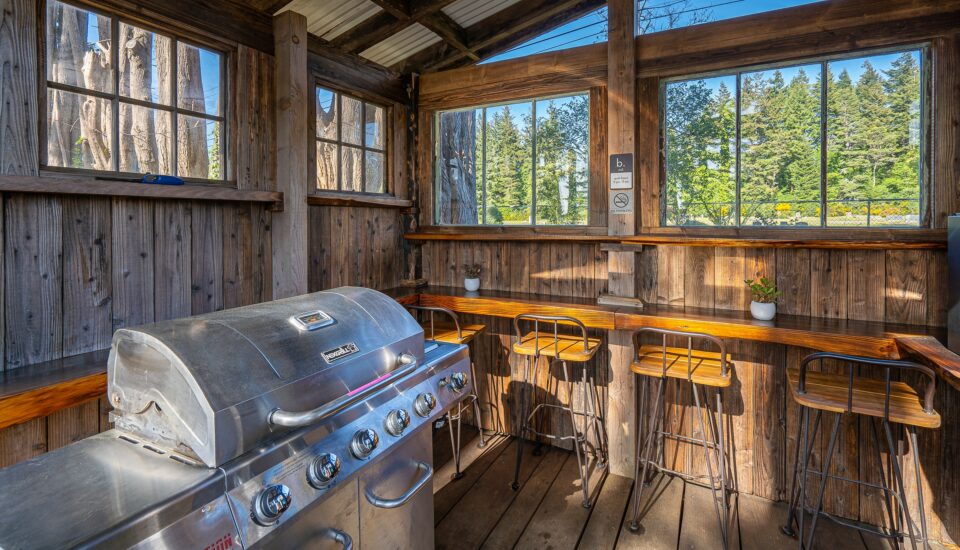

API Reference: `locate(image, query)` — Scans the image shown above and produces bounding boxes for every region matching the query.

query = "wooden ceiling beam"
[330,12,409,52]
[356,0,476,60]
[398,0,604,73]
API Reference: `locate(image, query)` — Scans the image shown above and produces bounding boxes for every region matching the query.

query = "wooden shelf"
[404,231,945,249]
[0,350,108,431]
[0,175,284,210]
[308,191,413,209]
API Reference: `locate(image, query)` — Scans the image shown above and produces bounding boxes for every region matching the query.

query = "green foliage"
[666,51,922,228]
[463,264,482,278]
[744,277,781,304]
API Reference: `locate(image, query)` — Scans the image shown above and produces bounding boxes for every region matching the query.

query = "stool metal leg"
[588,371,609,467]
[782,403,805,537]
[883,420,920,550]
[512,353,533,491]
[469,360,487,448]
[562,360,591,508]
[797,408,822,549]
[692,382,727,548]
[870,418,901,548]
[448,402,465,480]
[907,426,930,550]
[628,376,665,531]
[804,412,842,550]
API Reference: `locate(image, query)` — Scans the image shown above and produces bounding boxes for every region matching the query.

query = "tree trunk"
[438,111,478,224]
[177,45,208,178]
[120,27,160,173]
[47,5,87,167]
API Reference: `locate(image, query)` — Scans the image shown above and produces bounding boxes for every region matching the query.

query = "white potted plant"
[463,264,482,292]
[745,277,781,321]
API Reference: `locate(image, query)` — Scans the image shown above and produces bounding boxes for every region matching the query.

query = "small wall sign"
[610,153,633,189]
[609,190,634,215]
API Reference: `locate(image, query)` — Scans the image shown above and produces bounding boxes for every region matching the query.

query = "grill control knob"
[307,453,341,489]
[449,372,468,393]
[414,393,437,417]
[385,409,411,436]
[350,428,379,459]
[252,484,292,526]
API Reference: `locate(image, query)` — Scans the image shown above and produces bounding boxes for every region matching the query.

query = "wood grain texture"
[153,201,192,322]
[0,373,105,431]
[5,194,62,368]
[191,203,224,314]
[236,46,276,192]
[111,199,155,329]
[272,11,309,299]
[0,0,38,177]
[62,198,112,355]
[224,204,254,309]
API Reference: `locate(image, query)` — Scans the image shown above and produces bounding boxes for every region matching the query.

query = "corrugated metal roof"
[360,24,442,67]
[442,0,522,27]
[277,0,382,40]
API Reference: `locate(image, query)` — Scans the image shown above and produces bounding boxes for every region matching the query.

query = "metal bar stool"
[407,305,489,480]
[781,352,940,550]
[510,313,608,508]
[627,328,736,549]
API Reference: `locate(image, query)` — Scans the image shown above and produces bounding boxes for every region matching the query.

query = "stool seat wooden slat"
[420,322,486,345]
[512,332,602,362]
[631,345,733,388]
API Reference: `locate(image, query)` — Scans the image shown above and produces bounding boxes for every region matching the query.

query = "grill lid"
[107,287,424,467]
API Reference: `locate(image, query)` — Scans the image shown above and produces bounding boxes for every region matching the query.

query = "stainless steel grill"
[0,287,472,549]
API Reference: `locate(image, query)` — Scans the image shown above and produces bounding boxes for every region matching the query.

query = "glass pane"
[664,75,737,226]
[436,109,481,224]
[317,87,337,140]
[365,151,385,193]
[637,0,822,36]
[341,96,363,146]
[535,94,589,225]
[341,146,363,192]
[46,0,113,93]
[177,115,222,179]
[740,64,822,226]
[826,51,922,227]
[317,141,338,190]
[365,102,385,150]
[118,23,172,105]
[46,88,113,170]
[120,104,172,174]
[484,102,533,225]
[177,42,221,116]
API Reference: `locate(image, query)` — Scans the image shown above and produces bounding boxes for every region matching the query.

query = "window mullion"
[111,16,119,172]
[360,99,366,192]
[171,38,179,176]
[530,100,537,226]
[820,60,828,227]
[336,93,342,191]
[735,72,742,227]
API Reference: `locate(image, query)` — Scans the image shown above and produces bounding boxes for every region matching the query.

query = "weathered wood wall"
[0,0,276,468]
[308,206,404,291]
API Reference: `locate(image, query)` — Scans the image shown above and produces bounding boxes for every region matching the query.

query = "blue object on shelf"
[140,174,184,185]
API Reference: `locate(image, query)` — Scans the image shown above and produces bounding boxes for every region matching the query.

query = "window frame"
[38,0,230,183]
[314,85,390,195]
[433,91,592,227]
[659,44,931,229]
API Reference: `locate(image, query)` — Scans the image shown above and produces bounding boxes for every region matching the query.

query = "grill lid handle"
[269,353,418,428]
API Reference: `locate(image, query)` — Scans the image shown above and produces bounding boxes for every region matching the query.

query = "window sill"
[308,191,413,209]
[0,174,283,210]
[406,225,616,242]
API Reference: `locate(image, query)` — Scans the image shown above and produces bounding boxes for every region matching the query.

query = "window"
[315,87,387,194]
[663,47,925,228]
[636,0,823,36]
[435,93,590,226]
[44,0,225,180]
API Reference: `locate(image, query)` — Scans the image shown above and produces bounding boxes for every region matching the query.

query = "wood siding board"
[775,249,811,317]
[223,204,254,309]
[62,198,112,356]
[0,0,38,177]
[111,198,155,330]
[884,249,928,325]
[191,203,224,315]
[846,250,885,322]
[46,400,99,451]
[252,205,272,302]
[0,418,46,468]
[153,201,191,322]
[5,194,63,368]
[932,35,960,228]
[810,249,847,319]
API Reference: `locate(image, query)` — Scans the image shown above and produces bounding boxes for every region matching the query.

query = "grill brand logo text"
[321,342,360,363]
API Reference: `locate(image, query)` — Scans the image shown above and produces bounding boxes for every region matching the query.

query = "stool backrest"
[632,327,729,379]
[797,352,937,420]
[405,305,461,342]
[513,314,589,358]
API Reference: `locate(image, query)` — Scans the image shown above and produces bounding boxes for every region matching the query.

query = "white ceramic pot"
[464,277,480,292]
[750,301,776,321]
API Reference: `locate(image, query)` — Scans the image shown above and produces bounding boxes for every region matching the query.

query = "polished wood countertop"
[385,286,960,390]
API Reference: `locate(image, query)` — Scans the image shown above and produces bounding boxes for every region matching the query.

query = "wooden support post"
[605,0,637,478]
[272,11,309,299]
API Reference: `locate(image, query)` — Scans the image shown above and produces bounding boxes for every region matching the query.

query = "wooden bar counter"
[385,285,960,390]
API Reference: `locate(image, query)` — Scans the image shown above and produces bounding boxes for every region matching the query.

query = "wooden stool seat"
[787,368,940,429]
[420,322,486,345]
[631,345,733,388]
[512,331,601,362]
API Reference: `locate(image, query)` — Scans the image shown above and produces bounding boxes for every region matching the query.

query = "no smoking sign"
[610,191,633,214]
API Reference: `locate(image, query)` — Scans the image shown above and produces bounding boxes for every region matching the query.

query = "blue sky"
[484,0,823,64]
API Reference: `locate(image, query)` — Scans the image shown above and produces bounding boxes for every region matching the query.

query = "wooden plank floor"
[433,432,946,550]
